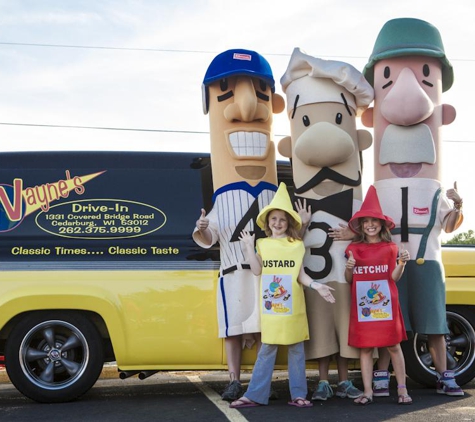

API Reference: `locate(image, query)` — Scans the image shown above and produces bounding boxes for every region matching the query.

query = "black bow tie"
[294,189,354,222]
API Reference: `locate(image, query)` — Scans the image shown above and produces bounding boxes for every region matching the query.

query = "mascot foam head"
[202,49,285,191]
[361,17,456,182]
[279,48,373,200]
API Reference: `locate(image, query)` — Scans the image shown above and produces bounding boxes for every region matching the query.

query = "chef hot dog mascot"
[279,48,374,401]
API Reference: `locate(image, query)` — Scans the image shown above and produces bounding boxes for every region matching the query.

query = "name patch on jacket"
[413,207,429,215]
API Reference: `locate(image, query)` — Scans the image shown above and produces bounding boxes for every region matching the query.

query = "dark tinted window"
[0,152,214,262]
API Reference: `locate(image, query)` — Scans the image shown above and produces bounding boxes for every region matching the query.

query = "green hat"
[363,18,454,92]
[257,182,302,231]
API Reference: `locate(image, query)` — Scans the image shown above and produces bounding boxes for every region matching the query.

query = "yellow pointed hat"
[257,182,302,230]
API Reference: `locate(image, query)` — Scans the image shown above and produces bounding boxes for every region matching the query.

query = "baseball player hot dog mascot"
[279,48,374,401]
[361,18,464,396]
[193,49,285,401]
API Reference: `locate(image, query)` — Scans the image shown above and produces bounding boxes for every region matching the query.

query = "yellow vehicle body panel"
[443,247,475,305]
[1,247,473,372]
[443,247,475,278]
[0,269,225,369]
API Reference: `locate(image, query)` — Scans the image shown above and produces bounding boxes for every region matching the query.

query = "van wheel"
[5,311,104,403]
[402,306,475,387]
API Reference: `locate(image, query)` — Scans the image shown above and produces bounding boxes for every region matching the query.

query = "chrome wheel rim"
[18,320,90,390]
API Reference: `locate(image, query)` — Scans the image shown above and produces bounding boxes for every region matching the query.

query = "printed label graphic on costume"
[356,279,393,322]
[262,274,292,315]
[413,207,429,215]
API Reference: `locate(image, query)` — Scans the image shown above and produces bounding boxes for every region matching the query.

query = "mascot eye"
[384,66,390,79]
[220,79,228,92]
[335,113,343,125]
[423,64,430,77]
[302,115,310,127]
[259,80,267,91]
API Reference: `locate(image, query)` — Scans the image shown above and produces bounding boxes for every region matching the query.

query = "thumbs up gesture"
[196,208,209,231]
[398,244,410,264]
[346,250,356,270]
[446,181,462,207]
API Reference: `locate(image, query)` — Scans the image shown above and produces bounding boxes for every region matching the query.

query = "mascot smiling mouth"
[228,131,268,157]
[229,131,269,180]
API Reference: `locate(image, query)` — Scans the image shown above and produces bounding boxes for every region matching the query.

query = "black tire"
[402,306,475,387]
[5,311,104,403]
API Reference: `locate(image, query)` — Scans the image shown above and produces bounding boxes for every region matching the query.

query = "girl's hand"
[196,208,209,231]
[311,282,336,303]
[398,245,410,265]
[329,223,354,241]
[239,230,255,249]
[294,198,311,227]
[346,250,356,269]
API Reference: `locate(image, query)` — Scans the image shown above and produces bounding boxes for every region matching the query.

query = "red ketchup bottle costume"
[345,186,406,348]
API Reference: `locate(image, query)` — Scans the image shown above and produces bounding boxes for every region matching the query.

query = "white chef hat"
[280,47,374,116]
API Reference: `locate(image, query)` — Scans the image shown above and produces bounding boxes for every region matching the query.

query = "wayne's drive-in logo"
[0,171,104,232]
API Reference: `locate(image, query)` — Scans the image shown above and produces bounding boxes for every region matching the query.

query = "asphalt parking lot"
[0,364,474,422]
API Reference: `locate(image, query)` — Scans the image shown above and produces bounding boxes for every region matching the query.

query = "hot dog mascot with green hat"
[361,17,464,397]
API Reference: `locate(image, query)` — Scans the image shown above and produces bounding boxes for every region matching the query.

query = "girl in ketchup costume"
[345,185,412,406]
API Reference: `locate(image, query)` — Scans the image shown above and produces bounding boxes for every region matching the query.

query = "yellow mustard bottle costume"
[257,237,309,345]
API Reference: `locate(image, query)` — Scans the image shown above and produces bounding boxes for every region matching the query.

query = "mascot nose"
[380,67,434,126]
[224,77,258,122]
[295,122,355,167]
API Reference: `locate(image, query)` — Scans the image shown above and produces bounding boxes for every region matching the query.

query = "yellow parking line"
[186,375,249,422]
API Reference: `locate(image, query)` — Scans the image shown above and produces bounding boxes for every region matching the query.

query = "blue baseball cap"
[202,49,275,113]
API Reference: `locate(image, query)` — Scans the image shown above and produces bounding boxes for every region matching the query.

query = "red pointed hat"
[348,185,395,233]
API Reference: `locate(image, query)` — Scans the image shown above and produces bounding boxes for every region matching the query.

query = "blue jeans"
[244,342,307,405]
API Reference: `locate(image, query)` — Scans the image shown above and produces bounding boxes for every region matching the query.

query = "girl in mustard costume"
[345,185,412,406]
[230,183,335,409]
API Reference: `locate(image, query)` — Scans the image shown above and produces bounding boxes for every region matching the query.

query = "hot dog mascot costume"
[279,47,374,400]
[361,18,464,396]
[193,49,285,401]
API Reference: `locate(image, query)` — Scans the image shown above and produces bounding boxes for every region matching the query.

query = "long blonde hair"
[264,210,302,241]
[353,217,392,243]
